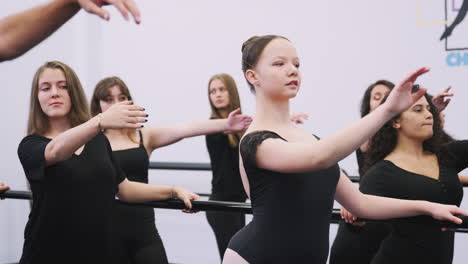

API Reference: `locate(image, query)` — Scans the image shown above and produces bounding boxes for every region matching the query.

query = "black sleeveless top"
[112,130,155,224]
[228,131,340,263]
[206,132,246,199]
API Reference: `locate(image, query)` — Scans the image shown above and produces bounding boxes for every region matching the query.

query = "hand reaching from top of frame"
[382,67,429,116]
[75,0,141,24]
[225,108,253,133]
[100,101,147,129]
[432,86,453,112]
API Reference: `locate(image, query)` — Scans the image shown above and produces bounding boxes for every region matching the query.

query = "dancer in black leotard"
[206,73,248,260]
[222,35,468,264]
[90,76,251,264]
[18,61,199,264]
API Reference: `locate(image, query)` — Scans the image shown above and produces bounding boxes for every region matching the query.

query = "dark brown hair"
[90,76,133,116]
[360,80,395,117]
[241,35,289,93]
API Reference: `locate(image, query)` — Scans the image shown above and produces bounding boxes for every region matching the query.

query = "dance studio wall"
[0,0,467,263]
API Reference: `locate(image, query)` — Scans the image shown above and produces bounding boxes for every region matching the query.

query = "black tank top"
[112,130,155,224]
[228,131,340,263]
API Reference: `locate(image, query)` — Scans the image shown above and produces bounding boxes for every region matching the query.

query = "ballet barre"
[2,190,468,232]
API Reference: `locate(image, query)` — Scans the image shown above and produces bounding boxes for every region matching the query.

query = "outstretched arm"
[145,108,251,152]
[117,179,200,209]
[45,101,145,166]
[335,171,467,224]
[255,68,429,173]
[0,0,140,62]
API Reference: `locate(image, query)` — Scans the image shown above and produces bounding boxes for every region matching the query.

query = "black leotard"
[205,132,247,258]
[227,131,340,263]
[111,130,168,264]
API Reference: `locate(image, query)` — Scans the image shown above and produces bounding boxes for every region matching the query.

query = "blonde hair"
[27,61,90,135]
[208,73,243,147]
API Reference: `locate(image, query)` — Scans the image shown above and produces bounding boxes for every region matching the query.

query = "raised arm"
[145,108,251,152]
[255,68,429,173]
[45,101,145,165]
[334,171,467,224]
[0,0,140,62]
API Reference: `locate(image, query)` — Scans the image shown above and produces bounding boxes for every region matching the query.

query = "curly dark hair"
[363,85,451,173]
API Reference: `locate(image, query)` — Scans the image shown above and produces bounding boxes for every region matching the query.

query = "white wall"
[1,0,468,263]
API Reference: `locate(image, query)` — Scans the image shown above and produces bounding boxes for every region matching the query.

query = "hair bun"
[241,36,259,52]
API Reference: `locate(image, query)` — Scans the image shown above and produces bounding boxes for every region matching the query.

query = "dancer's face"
[99,85,129,112]
[209,79,230,110]
[37,68,72,119]
[393,96,434,141]
[251,38,301,99]
[369,84,391,112]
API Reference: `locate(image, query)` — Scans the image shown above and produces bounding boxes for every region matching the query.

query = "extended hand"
[432,86,453,112]
[340,207,365,226]
[383,67,429,116]
[226,108,252,133]
[76,0,141,24]
[173,187,200,213]
[100,101,147,129]
[429,203,468,225]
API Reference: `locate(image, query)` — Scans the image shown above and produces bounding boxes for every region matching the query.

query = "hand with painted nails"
[99,101,147,129]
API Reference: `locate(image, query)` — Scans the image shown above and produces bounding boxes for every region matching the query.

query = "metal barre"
[149,161,361,182]
[2,190,468,232]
